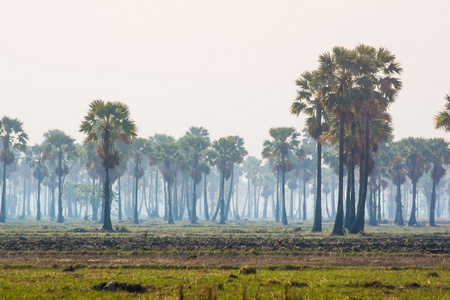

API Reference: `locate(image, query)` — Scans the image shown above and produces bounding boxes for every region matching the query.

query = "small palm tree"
[262,127,300,225]
[27,144,49,221]
[80,100,137,231]
[43,129,77,223]
[0,116,28,222]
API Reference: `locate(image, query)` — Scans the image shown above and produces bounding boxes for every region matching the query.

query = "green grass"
[1,264,449,299]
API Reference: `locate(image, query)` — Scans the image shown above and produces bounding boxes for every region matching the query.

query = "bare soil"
[1,233,449,268]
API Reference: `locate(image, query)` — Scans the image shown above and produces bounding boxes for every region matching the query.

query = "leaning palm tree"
[291,70,325,231]
[43,129,77,223]
[80,100,137,231]
[262,127,300,225]
[0,116,28,222]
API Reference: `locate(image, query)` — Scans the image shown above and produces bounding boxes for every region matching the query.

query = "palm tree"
[179,134,210,223]
[435,93,450,131]
[27,144,48,221]
[425,138,450,226]
[291,70,325,231]
[129,137,152,224]
[396,138,429,226]
[152,141,182,224]
[43,129,77,223]
[0,116,28,222]
[209,136,247,224]
[318,47,358,235]
[262,127,300,225]
[242,156,262,218]
[80,100,137,231]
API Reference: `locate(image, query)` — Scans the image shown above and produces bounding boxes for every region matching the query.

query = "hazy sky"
[1,0,449,156]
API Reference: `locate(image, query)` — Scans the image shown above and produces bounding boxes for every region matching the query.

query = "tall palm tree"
[179,134,210,223]
[27,144,48,221]
[129,137,152,224]
[262,127,300,225]
[0,116,28,222]
[291,70,325,231]
[80,100,137,231]
[318,47,357,235]
[43,129,77,223]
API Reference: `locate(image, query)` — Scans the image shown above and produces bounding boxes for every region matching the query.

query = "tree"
[0,116,28,222]
[129,137,152,224]
[396,138,430,226]
[27,144,49,221]
[43,130,77,223]
[242,156,262,218]
[434,93,450,131]
[80,100,137,231]
[425,138,450,226]
[209,136,247,224]
[262,127,300,225]
[291,70,326,231]
[151,141,182,224]
[179,133,210,224]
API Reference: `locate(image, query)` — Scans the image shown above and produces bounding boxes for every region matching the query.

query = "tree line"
[1,44,450,234]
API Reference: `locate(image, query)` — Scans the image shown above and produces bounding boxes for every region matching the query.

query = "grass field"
[1,218,449,299]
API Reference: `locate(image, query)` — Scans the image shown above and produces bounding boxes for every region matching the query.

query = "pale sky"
[1,0,449,157]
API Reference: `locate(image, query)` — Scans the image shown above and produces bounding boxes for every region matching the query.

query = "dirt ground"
[1,233,449,268]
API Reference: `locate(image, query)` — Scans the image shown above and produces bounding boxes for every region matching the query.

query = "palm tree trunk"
[225,167,234,221]
[408,181,417,226]
[134,171,139,224]
[430,176,436,226]
[57,151,64,223]
[167,180,174,224]
[312,107,322,232]
[203,173,209,220]
[303,180,307,220]
[118,176,122,221]
[332,111,345,235]
[36,175,42,221]
[21,177,26,218]
[281,155,288,225]
[395,178,404,226]
[0,160,7,222]
[154,170,159,218]
[219,171,226,224]
[102,136,113,231]
[275,171,280,222]
[191,161,198,224]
